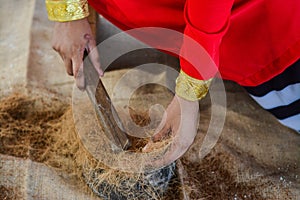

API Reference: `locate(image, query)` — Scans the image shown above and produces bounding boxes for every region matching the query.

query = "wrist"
[175,70,212,102]
[45,0,89,22]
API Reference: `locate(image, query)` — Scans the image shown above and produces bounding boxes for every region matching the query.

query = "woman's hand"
[143,95,199,167]
[52,17,103,90]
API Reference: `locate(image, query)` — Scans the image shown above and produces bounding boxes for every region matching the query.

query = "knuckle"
[52,44,58,51]
[89,39,96,46]
[72,45,84,54]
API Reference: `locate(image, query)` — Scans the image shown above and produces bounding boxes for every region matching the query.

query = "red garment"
[88,0,300,86]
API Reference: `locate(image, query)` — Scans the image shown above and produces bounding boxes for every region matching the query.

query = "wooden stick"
[87,6,98,38]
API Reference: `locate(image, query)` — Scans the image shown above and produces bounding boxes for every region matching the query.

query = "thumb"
[152,125,171,142]
[151,112,170,142]
[72,51,85,90]
[143,123,171,153]
[75,63,85,91]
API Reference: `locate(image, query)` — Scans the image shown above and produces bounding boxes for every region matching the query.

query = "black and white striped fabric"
[244,60,300,133]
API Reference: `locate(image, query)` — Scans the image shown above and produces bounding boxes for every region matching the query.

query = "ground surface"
[0,1,299,200]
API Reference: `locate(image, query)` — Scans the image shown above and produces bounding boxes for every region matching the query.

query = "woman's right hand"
[143,95,199,168]
[52,17,103,90]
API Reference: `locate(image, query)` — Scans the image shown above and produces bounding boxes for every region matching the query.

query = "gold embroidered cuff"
[46,0,89,22]
[175,70,213,101]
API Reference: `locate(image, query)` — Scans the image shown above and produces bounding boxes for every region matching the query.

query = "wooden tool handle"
[87,6,98,37]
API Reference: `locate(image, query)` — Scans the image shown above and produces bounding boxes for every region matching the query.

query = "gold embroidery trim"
[46,0,89,22]
[175,70,213,101]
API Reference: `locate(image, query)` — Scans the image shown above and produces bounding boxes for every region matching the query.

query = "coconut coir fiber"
[0,93,294,199]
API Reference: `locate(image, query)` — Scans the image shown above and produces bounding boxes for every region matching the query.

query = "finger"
[57,51,73,76]
[64,59,73,76]
[146,119,197,168]
[72,53,85,90]
[86,36,103,77]
[152,126,171,142]
[142,136,173,153]
[51,40,59,52]
[142,140,155,152]
[151,112,169,142]
[75,63,85,90]
[149,137,193,168]
[52,45,58,52]
[143,123,170,152]
[155,120,197,165]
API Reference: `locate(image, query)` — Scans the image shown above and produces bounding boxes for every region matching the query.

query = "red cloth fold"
[88,0,300,86]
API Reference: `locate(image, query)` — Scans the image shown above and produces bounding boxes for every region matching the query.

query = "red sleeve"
[180,0,234,80]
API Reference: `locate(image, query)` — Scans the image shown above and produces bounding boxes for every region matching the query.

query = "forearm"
[181,0,234,73]
[176,0,234,101]
[45,0,89,22]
